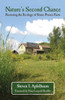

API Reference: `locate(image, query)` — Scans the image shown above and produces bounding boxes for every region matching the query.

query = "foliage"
[20,53,31,59]
[59,25,65,53]
[15,59,65,100]
[48,27,61,51]
[0,51,23,99]
[0,50,65,99]
[39,42,50,45]
[48,25,65,55]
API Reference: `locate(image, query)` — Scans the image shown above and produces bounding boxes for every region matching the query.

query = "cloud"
[6,26,28,35]
[26,19,65,36]
[35,40,43,43]
[7,39,20,50]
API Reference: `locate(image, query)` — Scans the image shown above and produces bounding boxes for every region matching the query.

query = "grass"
[16,59,65,100]
[0,52,65,100]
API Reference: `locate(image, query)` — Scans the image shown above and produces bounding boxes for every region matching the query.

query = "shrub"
[38,56,42,60]
[46,54,50,59]
[0,51,18,99]
[31,54,46,61]
[20,53,31,59]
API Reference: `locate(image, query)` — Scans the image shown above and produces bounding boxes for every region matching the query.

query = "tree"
[60,25,65,53]
[48,27,61,52]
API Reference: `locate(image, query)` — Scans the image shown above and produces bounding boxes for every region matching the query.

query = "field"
[0,51,65,100]
[17,59,65,100]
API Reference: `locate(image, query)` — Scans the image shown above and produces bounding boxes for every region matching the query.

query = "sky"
[0,0,65,50]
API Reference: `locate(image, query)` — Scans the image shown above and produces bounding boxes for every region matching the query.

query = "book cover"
[0,0,65,100]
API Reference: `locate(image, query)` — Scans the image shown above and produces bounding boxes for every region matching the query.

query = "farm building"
[39,45,51,53]
[18,42,50,54]
[18,42,43,54]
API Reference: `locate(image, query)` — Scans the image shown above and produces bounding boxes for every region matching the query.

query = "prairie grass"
[0,51,65,100]
[16,59,65,100]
